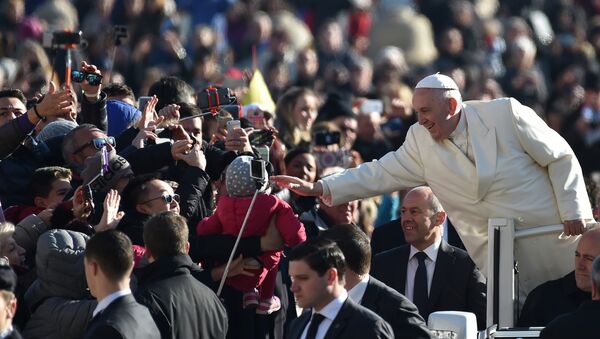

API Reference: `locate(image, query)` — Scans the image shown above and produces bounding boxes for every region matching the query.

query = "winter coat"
[134,255,228,339]
[23,229,96,339]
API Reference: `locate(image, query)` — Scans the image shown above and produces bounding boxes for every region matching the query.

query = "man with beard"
[371,186,486,329]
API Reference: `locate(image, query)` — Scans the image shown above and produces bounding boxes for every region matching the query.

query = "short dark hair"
[103,83,135,102]
[120,173,163,210]
[148,76,195,111]
[85,230,133,281]
[321,224,371,275]
[288,237,346,282]
[0,88,26,104]
[29,166,72,199]
[178,102,202,120]
[143,211,188,258]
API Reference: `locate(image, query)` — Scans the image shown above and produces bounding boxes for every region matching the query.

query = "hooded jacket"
[23,229,96,339]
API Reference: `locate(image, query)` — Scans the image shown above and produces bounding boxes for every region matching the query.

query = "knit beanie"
[226,156,268,197]
[36,119,78,143]
[106,99,142,137]
[81,148,133,194]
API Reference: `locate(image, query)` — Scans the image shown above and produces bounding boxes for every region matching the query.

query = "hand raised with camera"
[71,185,93,220]
[173,142,206,170]
[95,189,125,232]
[225,127,253,153]
[33,81,75,121]
[79,61,102,97]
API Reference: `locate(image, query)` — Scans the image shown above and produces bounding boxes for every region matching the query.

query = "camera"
[314,131,341,146]
[42,31,82,48]
[197,86,238,111]
[315,149,352,170]
[249,129,274,147]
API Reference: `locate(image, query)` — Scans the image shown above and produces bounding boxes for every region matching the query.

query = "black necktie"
[413,251,429,318]
[306,313,325,339]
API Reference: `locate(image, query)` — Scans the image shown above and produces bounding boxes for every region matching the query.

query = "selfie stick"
[178,109,220,122]
[216,187,261,297]
[65,48,72,89]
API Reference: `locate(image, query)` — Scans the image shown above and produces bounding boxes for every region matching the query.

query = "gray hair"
[435,89,463,114]
[593,256,600,292]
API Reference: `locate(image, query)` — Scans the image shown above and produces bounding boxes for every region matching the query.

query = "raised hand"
[95,189,125,232]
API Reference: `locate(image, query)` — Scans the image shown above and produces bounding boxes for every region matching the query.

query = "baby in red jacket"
[197,156,306,314]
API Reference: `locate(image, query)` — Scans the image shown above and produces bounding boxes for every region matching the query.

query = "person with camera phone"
[196,156,306,314]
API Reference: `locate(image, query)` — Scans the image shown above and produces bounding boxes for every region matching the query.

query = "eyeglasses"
[71,70,103,86]
[73,137,116,154]
[140,193,180,205]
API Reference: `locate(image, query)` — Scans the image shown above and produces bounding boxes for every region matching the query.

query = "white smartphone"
[226,119,241,135]
[138,96,152,111]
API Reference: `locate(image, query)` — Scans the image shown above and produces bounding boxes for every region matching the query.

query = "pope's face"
[413,88,456,141]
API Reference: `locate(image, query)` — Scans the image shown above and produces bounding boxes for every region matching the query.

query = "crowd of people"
[0,0,599,338]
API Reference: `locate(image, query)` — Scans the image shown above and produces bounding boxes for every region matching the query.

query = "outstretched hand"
[270,175,322,197]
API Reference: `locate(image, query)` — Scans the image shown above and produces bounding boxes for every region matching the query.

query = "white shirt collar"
[409,237,442,262]
[315,289,348,321]
[93,289,132,317]
[449,109,466,140]
[347,275,370,304]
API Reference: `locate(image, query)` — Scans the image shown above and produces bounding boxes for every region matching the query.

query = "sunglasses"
[71,70,103,86]
[140,193,180,205]
[73,137,116,154]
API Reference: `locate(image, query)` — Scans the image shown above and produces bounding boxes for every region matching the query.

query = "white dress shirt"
[300,290,348,339]
[347,275,370,304]
[92,289,132,318]
[405,239,442,302]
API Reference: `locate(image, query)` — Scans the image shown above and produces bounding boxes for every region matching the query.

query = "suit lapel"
[291,311,312,339]
[398,246,409,294]
[464,105,497,202]
[324,299,353,339]
[429,242,455,308]
[360,278,379,312]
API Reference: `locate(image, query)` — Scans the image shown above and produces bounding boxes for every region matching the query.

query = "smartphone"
[314,131,341,146]
[227,119,241,135]
[360,99,383,114]
[138,96,152,111]
[250,159,266,181]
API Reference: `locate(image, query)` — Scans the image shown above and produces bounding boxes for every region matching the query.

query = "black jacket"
[518,271,590,327]
[362,276,434,339]
[134,255,228,339]
[84,294,160,339]
[539,300,600,339]
[371,241,487,329]
[287,298,394,339]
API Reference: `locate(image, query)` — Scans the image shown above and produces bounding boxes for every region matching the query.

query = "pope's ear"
[448,97,460,115]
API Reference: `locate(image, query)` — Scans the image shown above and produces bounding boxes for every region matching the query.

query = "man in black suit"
[371,217,465,257]
[371,187,486,329]
[540,256,600,338]
[83,230,160,339]
[287,237,394,339]
[321,224,434,339]
[519,227,600,326]
[135,211,228,339]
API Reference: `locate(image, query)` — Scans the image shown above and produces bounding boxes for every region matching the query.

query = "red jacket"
[197,194,306,269]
